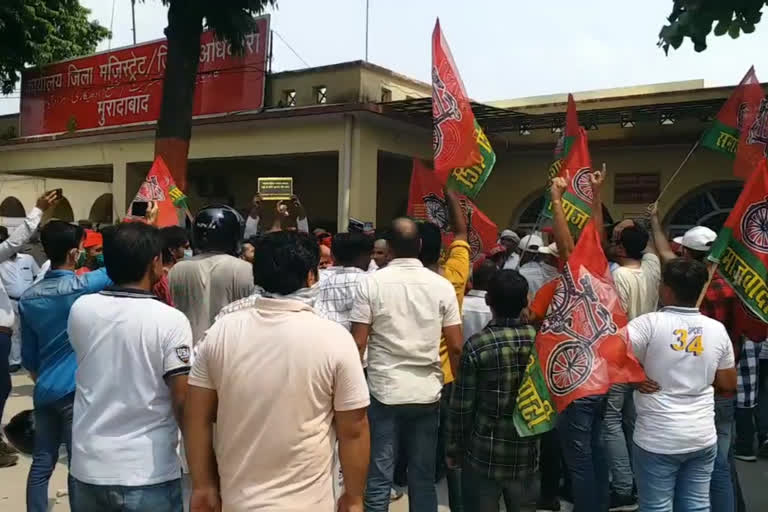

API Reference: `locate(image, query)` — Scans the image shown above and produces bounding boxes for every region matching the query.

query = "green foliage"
[148,0,278,52]
[0,1,110,94]
[659,1,768,53]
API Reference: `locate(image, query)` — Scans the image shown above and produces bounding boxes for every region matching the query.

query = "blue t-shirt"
[19,268,111,407]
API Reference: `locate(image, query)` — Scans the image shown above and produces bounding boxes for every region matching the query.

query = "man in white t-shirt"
[628,258,736,512]
[604,222,661,510]
[350,218,463,512]
[68,222,192,512]
[185,231,369,512]
[499,229,521,270]
[462,259,496,342]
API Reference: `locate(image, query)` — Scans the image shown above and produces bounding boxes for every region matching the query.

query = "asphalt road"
[2,373,766,511]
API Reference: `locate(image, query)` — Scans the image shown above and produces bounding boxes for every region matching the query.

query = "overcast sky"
[2,0,768,115]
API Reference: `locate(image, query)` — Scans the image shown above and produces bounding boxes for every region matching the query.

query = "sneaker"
[734,448,757,462]
[536,497,561,511]
[0,440,18,456]
[609,492,639,511]
[390,487,405,502]
[0,453,18,468]
[759,440,768,459]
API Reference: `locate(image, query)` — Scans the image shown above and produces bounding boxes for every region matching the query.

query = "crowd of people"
[0,176,764,512]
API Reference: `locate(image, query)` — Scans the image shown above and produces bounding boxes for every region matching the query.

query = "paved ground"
[1,372,766,511]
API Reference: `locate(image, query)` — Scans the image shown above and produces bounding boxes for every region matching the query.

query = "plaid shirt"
[446,318,538,481]
[316,267,368,330]
[738,340,760,408]
[699,272,736,341]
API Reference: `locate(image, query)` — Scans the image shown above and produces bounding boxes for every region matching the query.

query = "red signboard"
[20,15,270,137]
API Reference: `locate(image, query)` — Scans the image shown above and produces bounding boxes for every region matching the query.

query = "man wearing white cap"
[499,229,521,270]
[649,207,743,512]
[518,235,559,295]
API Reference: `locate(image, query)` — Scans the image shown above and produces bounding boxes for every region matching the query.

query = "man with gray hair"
[499,229,521,270]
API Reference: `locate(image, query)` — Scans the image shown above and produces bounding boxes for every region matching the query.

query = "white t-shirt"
[628,306,735,455]
[169,253,254,343]
[189,297,369,511]
[350,258,461,405]
[612,253,661,320]
[68,289,193,486]
[462,289,492,342]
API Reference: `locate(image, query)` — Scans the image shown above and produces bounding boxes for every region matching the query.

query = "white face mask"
[183,249,194,260]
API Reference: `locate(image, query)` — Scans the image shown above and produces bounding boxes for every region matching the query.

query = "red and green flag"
[548,128,595,238]
[701,67,766,178]
[515,220,646,436]
[709,159,768,322]
[407,159,497,263]
[543,94,579,217]
[432,19,495,199]
[129,156,189,227]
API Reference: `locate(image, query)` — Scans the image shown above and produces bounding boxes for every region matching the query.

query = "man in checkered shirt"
[445,269,537,512]
[317,232,374,331]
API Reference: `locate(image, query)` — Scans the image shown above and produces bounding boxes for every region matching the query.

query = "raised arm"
[591,167,605,244]
[648,202,676,264]
[550,177,574,261]
[0,192,57,262]
[444,187,468,242]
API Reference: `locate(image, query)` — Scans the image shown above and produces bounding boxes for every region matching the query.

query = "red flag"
[735,68,768,179]
[432,19,478,175]
[407,159,497,262]
[537,220,646,412]
[129,156,189,227]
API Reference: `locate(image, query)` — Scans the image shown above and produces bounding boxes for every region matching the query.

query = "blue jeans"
[633,442,716,512]
[438,383,462,512]
[0,332,11,426]
[26,393,74,512]
[557,395,609,512]
[711,397,735,512]
[71,478,182,512]
[364,396,439,512]
[461,464,525,512]
[602,383,635,497]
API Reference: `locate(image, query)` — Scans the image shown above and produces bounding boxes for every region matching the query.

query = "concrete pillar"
[111,160,128,221]
[347,117,378,227]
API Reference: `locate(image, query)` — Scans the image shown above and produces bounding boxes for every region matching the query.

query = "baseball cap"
[500,229,520,243]
[538,242,559,256]
[83,229,103,249]
[673,226,717,252]
[519,233,545,253]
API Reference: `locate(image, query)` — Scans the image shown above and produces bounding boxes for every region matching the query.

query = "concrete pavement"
[2,372,766,511]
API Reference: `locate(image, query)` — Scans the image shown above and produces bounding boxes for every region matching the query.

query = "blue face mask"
[183,249,193,260]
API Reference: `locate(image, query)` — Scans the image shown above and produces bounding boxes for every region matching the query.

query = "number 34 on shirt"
[671,328,704,356]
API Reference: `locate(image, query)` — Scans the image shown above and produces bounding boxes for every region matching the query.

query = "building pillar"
[345,115,378,229]
[111,160,128,221]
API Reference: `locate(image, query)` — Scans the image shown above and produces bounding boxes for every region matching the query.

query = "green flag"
[444,120,497,199]
[514,346,557,437]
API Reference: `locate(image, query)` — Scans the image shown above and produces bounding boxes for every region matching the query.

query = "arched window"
[0,197,26,217]
[89,193,113,224]
[664,181,742,238]
[514,191,614,230]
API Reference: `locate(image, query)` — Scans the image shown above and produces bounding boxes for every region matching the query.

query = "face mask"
[76,250,86,268]
[94,254,105,268]
[183,249,193,260]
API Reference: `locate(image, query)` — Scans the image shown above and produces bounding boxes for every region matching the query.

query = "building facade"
[0,60,755,237]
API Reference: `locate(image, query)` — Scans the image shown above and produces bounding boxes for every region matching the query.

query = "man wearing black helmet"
[170,205,255,343]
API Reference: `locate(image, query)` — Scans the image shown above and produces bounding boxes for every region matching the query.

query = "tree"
[0,0,109,94]
[149,0,277,191]
[659,1,767,54]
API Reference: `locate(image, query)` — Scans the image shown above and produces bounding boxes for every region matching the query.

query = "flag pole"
[696,262,718,308]
[656,139,700,203]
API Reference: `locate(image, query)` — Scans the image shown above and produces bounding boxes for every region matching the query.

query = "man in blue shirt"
[19,220,111,512]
